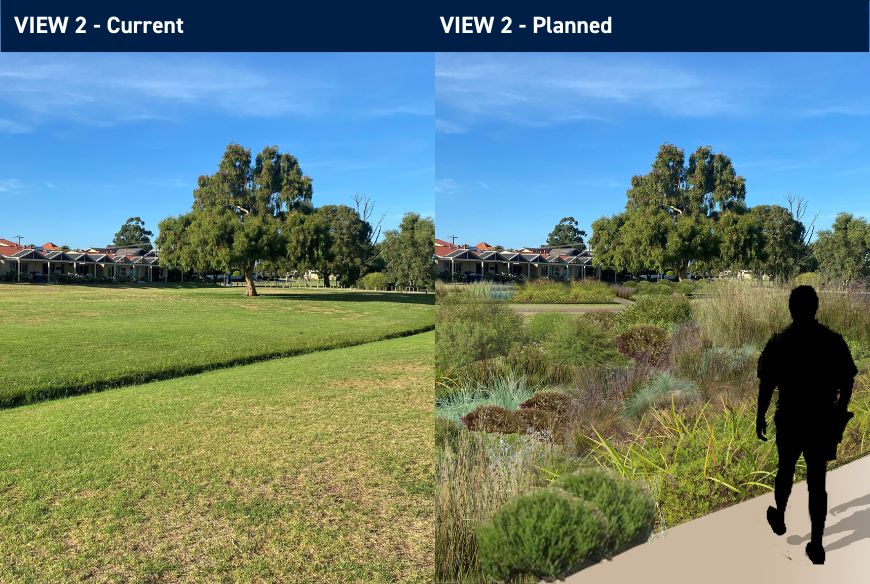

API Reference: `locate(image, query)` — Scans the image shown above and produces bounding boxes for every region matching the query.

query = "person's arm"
[835,335,858,413]
[756,337,777,441]
[757,379,774,441]
[836,378,854,413]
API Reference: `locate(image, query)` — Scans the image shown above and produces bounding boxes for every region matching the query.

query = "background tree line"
[155,143,434,296]
[583,144,869,285]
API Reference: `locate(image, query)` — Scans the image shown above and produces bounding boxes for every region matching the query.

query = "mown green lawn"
[0,332,434,583]
[0,284,434,406]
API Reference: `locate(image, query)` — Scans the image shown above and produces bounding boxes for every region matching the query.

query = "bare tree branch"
[786,193,818,246]
[353,193,385,267]
[354,193,385,245]
[786,193,820,271]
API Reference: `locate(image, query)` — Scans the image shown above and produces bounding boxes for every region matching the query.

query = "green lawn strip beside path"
[0,284,434,407]
[0,332,434,583]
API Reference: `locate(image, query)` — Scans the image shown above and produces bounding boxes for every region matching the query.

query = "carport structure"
[1,247,166,282]
[435,246,599,280]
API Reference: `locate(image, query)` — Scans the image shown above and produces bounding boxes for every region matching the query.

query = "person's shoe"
[806,541,825,565]
[767,506,786,535]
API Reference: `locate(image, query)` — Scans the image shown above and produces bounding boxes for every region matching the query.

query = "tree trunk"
[322,269,331,288]
[244,268,258,297]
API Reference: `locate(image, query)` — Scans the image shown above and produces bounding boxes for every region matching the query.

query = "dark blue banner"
[2,0,868,52]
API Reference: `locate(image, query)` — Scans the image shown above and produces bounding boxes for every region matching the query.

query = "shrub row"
[457,390,577,436]
[513,280,616,304]
[615,295,692,332]
[358,271,388,290]
[476,468,655,582]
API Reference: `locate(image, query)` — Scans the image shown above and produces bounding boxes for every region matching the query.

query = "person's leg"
[806,452,828,545]
[768,438,800,535]
[774,440,801,512]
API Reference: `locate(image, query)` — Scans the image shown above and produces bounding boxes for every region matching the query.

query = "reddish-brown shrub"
[461,405,522,434]
[520,391,576,422]
[515,408,557,434]
[615,325,670,367]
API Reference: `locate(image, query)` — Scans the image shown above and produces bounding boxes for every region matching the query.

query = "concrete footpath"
[562,455,870,583]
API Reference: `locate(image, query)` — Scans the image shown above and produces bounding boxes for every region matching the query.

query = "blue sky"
[0,53,433,249]
[436,53,870,249]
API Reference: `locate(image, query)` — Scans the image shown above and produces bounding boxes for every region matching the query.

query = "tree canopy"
[312,204,375,287]
[156,144,313,296]
[813,213,870,287]
[380,213,435,290]
[590,144,818,280]
[113,217,153,251]
[747,205,806,279]
[546,217,587,249]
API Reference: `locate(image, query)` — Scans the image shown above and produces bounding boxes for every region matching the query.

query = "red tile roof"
[0,240,24,256]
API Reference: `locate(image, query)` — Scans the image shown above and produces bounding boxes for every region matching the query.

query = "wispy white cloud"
[0,55,336,128]
[0,178,24,192]
[366,102,433,118]
[399,166,434,177]
[799,104,870,118]
[835,164,870,176]
[435,178,458,193]
[436,54,764,130]
[0,118,32,133]
[435,118,467,134]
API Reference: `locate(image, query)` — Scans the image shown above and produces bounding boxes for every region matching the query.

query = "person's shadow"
[787,493,870,553]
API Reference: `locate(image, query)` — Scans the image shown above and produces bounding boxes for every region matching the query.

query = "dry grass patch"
[0,333,434,583]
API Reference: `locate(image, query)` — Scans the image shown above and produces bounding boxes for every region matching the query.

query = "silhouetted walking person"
[756,285,858,565]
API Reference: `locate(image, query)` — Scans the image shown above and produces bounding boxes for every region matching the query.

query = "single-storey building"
[434,239,600,280]
[0,239,167,282]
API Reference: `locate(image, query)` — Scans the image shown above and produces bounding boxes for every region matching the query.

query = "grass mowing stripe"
[2,322,434,409]
[0,284,434,408]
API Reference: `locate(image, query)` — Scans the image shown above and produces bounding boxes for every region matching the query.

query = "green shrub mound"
[505,345,573,386]
[520,391,576,421]
[615,325,671,366]
[583,311,618,330]
[615,295,692,332]
[544,319,623,368]
[461,405,522,434]
[358,271,388,290]
[792,272,822,288]
[553,467,656,553]
[513,281,616,304]
[526,312,571,343]
[623,371,700,420]
[436,299,525,378]
[628,279,698,297]
[476,488,609,583]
